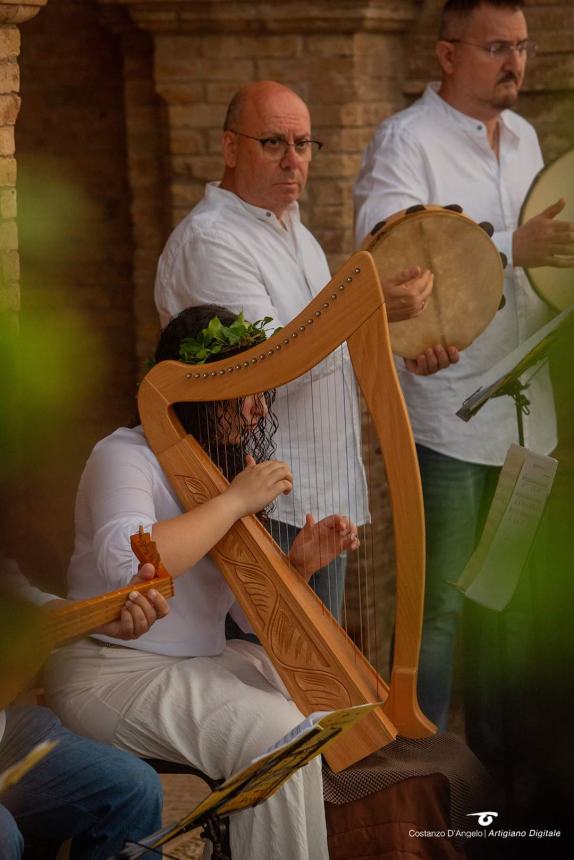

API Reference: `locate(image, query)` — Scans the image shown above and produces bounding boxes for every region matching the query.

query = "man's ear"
[436,40,457,75]
[222,130,238,168]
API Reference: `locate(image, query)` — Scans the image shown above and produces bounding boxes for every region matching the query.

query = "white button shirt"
[155,183,368,526]
[354,83,556,466]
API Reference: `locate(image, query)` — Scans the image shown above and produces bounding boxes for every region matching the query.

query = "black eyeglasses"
[446,39,537,60]
[227,130,324,162]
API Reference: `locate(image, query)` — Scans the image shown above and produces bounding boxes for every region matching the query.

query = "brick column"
[0,0,47,559]
[0,0,47,328]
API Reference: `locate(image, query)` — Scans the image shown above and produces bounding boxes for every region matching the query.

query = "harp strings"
[184,360,388,694]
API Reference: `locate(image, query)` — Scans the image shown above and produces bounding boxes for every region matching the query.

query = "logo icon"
[467,811,498,827]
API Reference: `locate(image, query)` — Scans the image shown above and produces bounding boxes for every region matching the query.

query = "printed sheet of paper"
[456,444,557,611]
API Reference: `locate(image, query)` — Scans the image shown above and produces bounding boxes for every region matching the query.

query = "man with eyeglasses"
[354,0,574,768]
[155,80,434,620]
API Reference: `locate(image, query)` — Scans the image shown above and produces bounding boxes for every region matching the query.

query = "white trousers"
[45,638,328,860]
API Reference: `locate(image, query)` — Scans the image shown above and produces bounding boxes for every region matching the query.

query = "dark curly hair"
[153,304,279,513]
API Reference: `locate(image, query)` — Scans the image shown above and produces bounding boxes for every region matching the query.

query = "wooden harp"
[138,250,435,773]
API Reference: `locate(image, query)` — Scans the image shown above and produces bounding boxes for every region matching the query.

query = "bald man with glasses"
[155,80,434,621]
[354,0,574,775]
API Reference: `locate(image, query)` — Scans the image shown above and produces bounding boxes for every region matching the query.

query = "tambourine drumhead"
[361,206,504,359]
[520,147,574,312]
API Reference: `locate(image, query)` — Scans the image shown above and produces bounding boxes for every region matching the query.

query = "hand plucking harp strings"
[288,514,360,581]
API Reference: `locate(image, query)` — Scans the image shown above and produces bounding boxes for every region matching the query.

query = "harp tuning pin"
[444,203,464,213]
[299,325,305,332]
[323,302,329,308]
[346,277,352,283]
[267,351,273,357]
[354,267,360,274]
[283,337,290,345]
[185,372,192,379]
[499,252,508,268]
[307,318,313,324]
[339,284,345,291]
[291,332,298,338]
[315,310,321,317]
[219,369,225,375]
[331,293,337,300]
[498,295,506,310]
[250,358,257,364]
[479,220,495,237]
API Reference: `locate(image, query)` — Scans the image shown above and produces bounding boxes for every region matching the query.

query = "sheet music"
[455,445,557,611]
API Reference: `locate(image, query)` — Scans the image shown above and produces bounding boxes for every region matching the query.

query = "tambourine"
[519,147,574,312]
[360,205,505,359]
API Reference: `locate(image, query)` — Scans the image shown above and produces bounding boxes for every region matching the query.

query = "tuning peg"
[479,221,495,237]
[370,220,386,235]
[444,204,463,213]
[499,252,508,268]
[498,295,506,310]
[406,204,426,214]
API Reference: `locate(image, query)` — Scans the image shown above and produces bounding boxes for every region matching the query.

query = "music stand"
[110,702,381,860]
[456,303,574,444]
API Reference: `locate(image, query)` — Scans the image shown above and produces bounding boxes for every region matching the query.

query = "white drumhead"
[364,208,504,359]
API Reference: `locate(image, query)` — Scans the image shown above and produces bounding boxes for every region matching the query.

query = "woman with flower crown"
[44,304,359,860]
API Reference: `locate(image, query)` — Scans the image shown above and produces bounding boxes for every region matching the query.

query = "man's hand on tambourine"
[513,198,574,268]
[381,265,434,322]
[404,344,460,376]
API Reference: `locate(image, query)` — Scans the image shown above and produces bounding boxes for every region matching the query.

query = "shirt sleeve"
[155,225,338,395]
[155,227,282,329]
[80,441,158,590]
[353,125,432,247]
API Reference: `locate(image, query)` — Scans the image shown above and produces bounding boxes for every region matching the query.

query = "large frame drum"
[361,205,505,358]
[520,147,574,312]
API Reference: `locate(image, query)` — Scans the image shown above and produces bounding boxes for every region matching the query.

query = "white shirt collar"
[205,181,301,230]
[422,82,520,146]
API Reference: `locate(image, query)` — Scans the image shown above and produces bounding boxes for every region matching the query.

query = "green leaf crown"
[178,311,279,365]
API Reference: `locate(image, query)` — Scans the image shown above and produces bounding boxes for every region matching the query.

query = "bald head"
[220,81,312,219]
[223,82,309,132]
